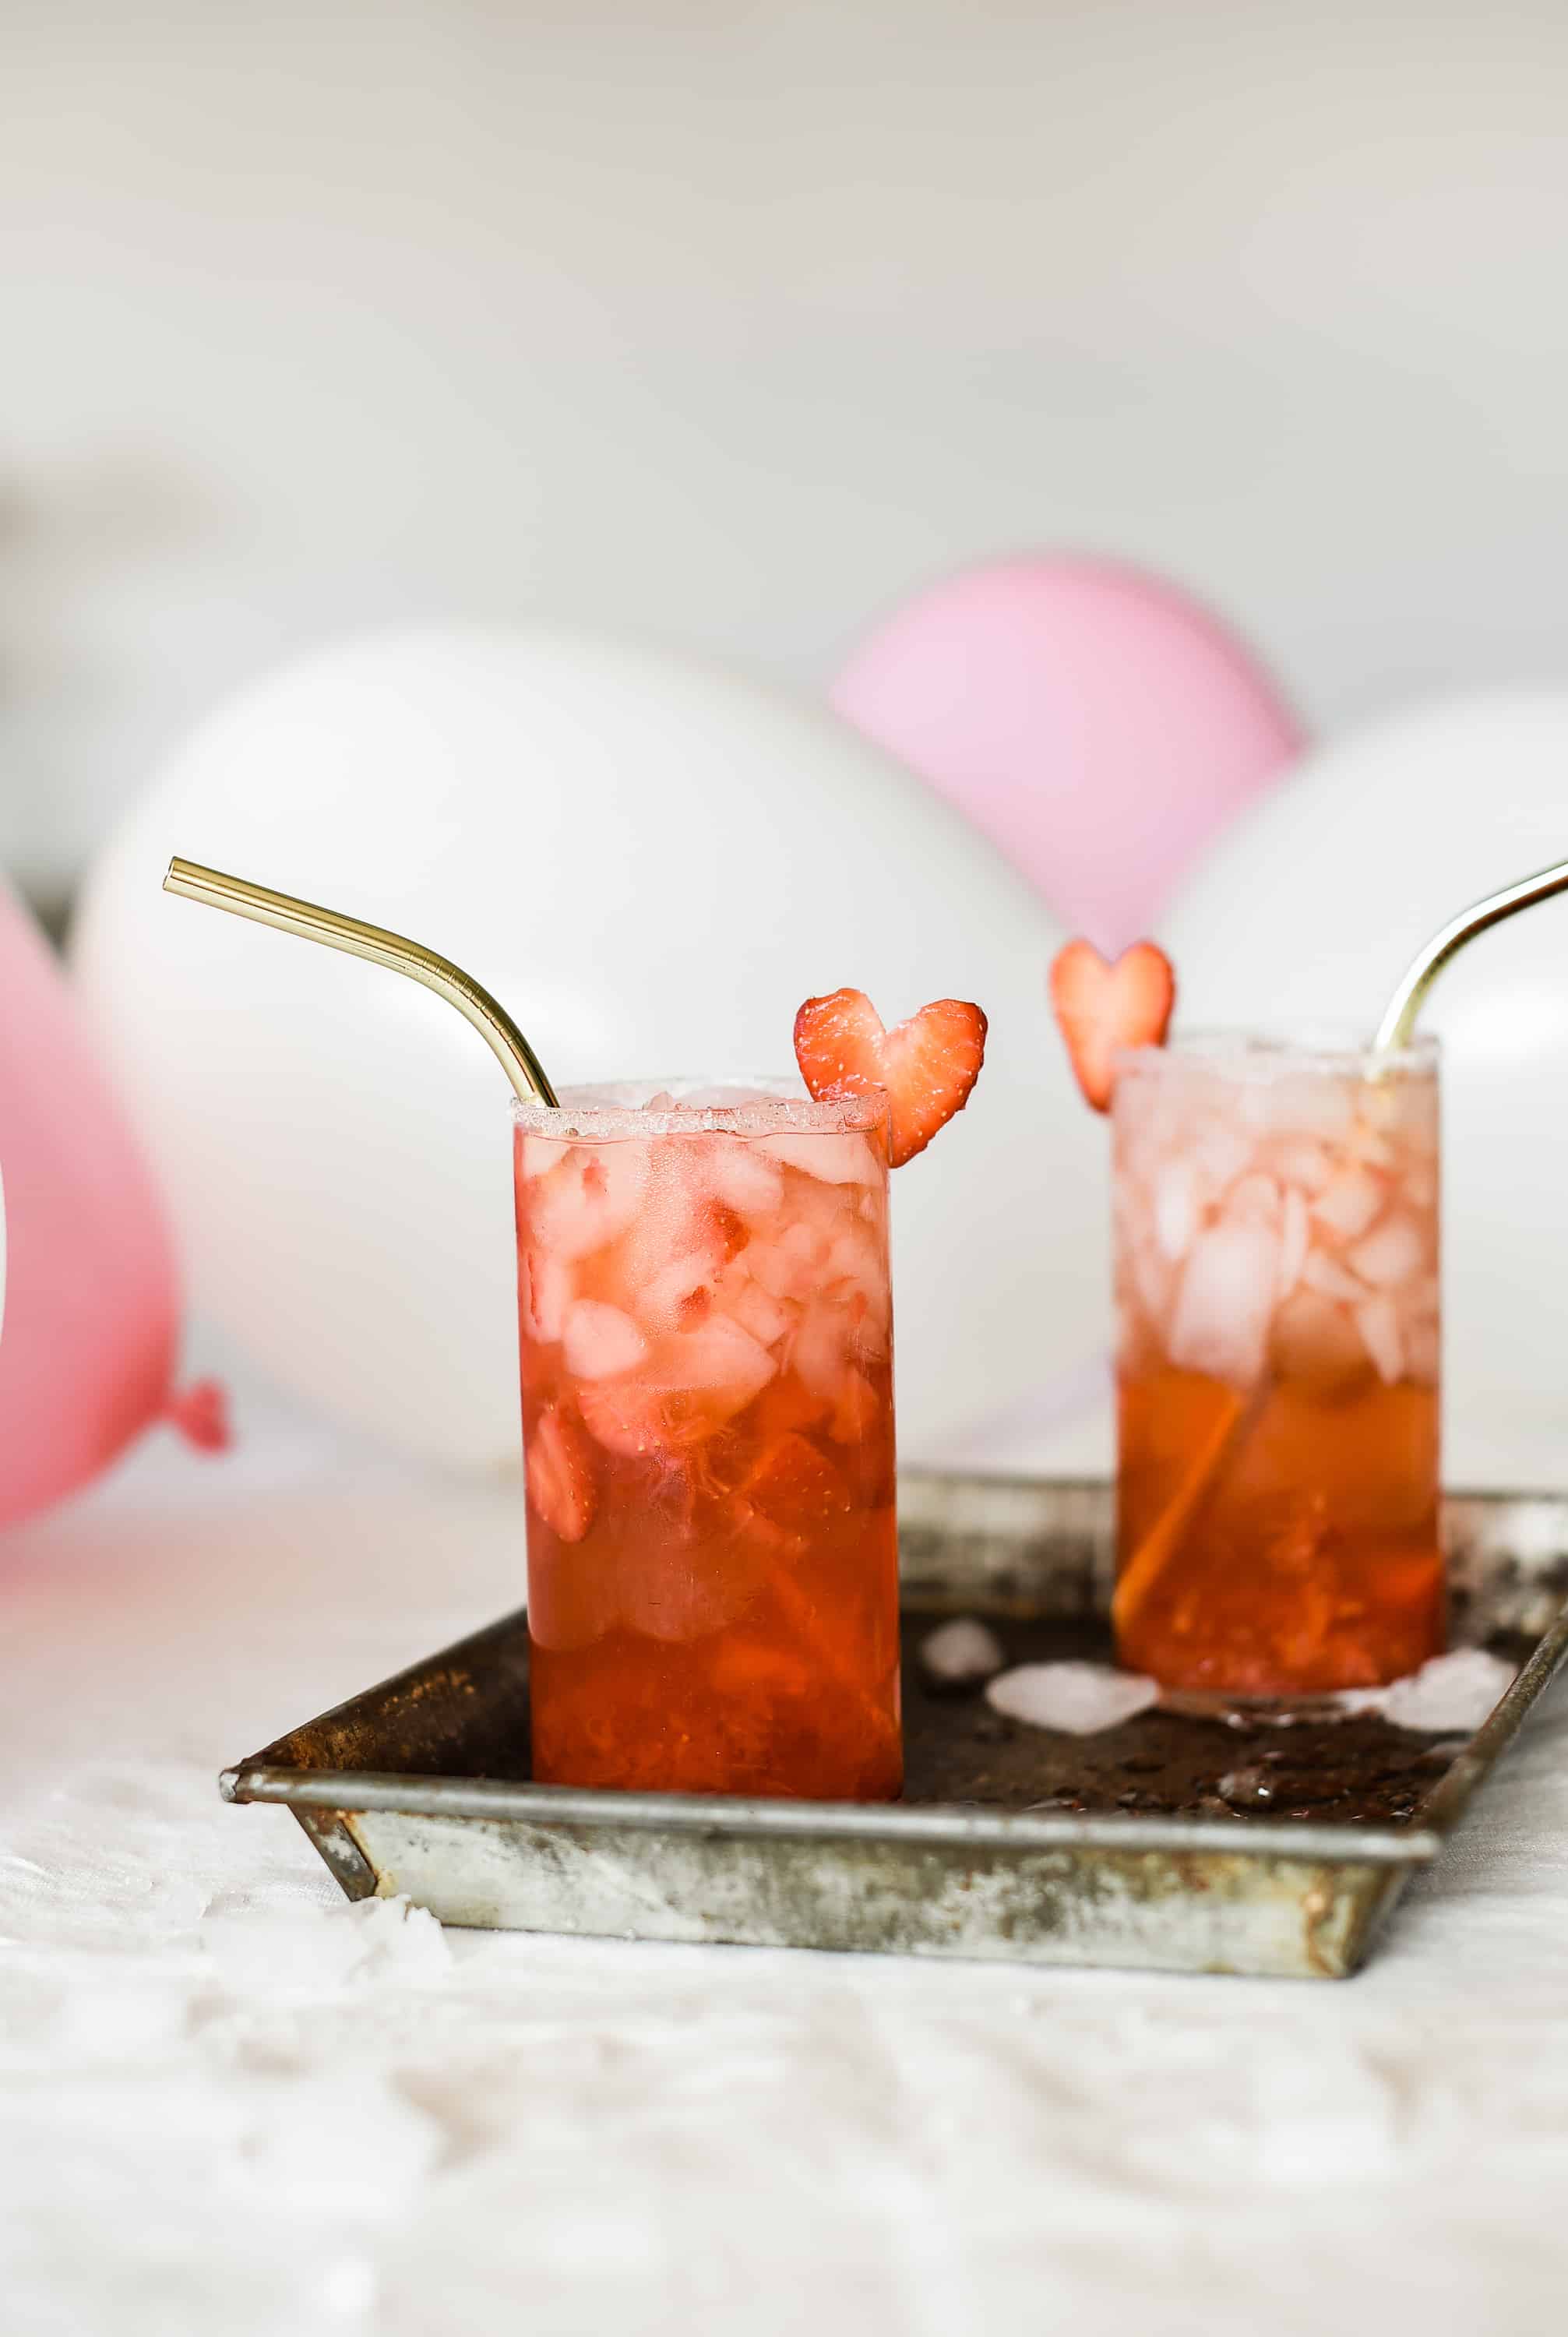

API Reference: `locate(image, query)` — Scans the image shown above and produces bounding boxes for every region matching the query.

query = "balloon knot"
[165,1378,233,1453]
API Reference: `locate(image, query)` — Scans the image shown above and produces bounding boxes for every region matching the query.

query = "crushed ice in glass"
[985,1662,1161,1736]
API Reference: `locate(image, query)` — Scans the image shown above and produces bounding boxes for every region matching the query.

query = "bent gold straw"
[1372,853,1568,1053]
[164,855,889,1718]
[163,858,560,1109]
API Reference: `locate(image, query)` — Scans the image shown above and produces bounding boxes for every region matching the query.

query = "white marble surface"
[3,1367,1567,2336]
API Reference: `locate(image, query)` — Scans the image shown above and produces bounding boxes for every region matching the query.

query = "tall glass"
[513,1081,901,1799]
[1112,1034,1443,1694]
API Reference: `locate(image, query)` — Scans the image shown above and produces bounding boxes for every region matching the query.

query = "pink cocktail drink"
[1112,1035,1445,1694]
[514,1083,901,1799]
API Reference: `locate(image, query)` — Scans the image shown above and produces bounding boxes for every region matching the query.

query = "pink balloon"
[831,556,1304,954]
[0,880,181,1525]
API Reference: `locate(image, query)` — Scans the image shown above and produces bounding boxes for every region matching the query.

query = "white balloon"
[72,629,1107,1472]
[1162,690,1568,1489]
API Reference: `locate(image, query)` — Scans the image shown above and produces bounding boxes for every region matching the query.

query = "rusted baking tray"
[221,1473,1568,1979]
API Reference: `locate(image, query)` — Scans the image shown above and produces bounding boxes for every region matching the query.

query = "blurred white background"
[5,0,1568,907]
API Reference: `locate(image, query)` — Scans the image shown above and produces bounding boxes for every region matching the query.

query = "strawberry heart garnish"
[794,989,988,1168]
[1048,939,1176,1113]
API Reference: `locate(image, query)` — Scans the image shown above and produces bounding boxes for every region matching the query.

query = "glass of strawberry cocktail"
[1049,939,1446,1698]
[1111,1032,1444,1695]
[515,1080,901,1799]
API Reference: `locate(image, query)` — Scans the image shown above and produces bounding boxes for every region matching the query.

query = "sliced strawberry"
[793,989,988,1168]
[526,1405,598,1543]
[1048,939,1175,1113]
[742,1432,853,1542]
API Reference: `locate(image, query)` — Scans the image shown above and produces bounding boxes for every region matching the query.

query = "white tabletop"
[4,1359,1566,2337]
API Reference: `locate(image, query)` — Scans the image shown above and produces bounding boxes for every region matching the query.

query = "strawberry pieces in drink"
[526,1406,598,1543]
[1048,939,1176,1113]
[742,1432,854,1542]
[577,1316,777,1458]
[793,989,988,1168]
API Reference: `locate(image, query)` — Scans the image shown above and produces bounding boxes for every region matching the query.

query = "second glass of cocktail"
[515,1080,902,1799]
[1111,1032,1445,1695]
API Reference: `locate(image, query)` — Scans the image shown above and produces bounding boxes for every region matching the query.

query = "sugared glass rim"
[1110,1027,1440,1082]
[511,1074,890,1142]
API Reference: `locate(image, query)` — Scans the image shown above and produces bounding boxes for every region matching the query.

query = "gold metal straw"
[163,858,560,1109]
[1374,855,1568,1054]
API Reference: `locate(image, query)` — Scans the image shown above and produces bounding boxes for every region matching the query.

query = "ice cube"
[1311,1167,1384,1245]
[822,1222,892,1345]
[519,1135,564,1182]
[756,1130,880,1185]
[520,1250,572,1345]
[747,1218,829,1302]
[615,1500,764,1643]
[1153,1161,1198,1261]
[620,1160,733,1321]
[1408,1162,1439,1210]
[529,1142,652,1262]
[1126,1235,1175,1332]
[670,1313,775,1401]
[1346,1213,1424,1290]
[577,1316,777,1456]
[718,1263,795,1349]
[1224,1173,1281,1228]
[703,1141,786,1218]
[1167,1219,1281,1387]
[1277,1185,1309,1299]
[619,1556,759,1643]
[920,1617,1005,1687]
[1345,1119,1397,1171]
[1189,1123,1253,1196]
[1302,1249,1368,1305]
[642,1091,679,1112]
[1340,1649,1517,1733]
[1354,1293,1404,1384]
[1267,1138,1334,1197]
[985,1662,1160,1735]
[562,1299,647,1380]
[790,1298,851,1398]
[635,1250,721,1332]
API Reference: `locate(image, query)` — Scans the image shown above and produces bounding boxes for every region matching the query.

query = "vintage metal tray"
[222,1473,1568,1979]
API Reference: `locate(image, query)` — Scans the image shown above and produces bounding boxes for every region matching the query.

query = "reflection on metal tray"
[221,1473,1568,1980]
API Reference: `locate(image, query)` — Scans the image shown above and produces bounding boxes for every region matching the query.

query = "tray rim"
[220,1471,1568,1873]
[219,1761,1443,1866]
